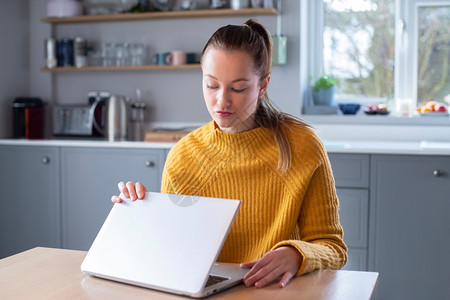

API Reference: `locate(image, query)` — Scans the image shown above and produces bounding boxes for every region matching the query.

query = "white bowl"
[47,0,83,17]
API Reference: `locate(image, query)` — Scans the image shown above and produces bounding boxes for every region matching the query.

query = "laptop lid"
[81,192,241,296]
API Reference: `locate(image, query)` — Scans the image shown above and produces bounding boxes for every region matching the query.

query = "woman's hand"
[111,181,148,203]
[240,246,302,289]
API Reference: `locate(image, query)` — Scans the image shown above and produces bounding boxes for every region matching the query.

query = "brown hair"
[201,19,309,173]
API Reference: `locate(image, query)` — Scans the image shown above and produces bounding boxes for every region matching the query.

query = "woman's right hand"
[111,181,148,203]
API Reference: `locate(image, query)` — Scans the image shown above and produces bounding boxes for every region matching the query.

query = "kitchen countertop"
[1,138,450,155]
[0,139,176,149]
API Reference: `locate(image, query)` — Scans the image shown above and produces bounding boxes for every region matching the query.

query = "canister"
[57,39,74,67]
[44,38,57,68]
[74,37,87,68]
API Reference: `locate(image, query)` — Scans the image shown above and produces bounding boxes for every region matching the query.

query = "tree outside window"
[324,0,395,105]
[417,5,450,106]
[317,0,449,112]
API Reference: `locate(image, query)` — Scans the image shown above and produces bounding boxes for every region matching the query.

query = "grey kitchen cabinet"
[329,153,370,189]
[0,145,61,259]
[61,147,165,251]
[369,154,450,300]
[329,154,370,271]
[337,188,369,271]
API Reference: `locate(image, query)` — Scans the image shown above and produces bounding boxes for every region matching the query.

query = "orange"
[421,106,431,113]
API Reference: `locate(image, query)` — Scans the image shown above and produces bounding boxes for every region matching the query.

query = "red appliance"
[13,97,45,139]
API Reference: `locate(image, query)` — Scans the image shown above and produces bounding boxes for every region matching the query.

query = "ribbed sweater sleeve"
[161,121,347,276]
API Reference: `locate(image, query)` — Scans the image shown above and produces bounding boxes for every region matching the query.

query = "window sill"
[301,114,450,127]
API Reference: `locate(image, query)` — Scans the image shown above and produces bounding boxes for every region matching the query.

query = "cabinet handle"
[42,157,50,164]
[145,161,155,167]
[433,170,443,177]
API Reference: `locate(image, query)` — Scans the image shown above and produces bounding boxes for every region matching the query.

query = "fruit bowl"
[417,101,448,115]
[419,112,449,117]
[338,103,361,115]
[364,104,390,115]
[364,109,390,115]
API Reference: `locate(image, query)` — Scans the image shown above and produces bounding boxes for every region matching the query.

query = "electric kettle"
[92,94,129,141]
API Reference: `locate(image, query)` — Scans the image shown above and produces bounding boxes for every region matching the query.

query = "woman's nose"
[216,89,230,107]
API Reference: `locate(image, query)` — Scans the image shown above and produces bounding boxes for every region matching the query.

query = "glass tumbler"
[130,102,147,141]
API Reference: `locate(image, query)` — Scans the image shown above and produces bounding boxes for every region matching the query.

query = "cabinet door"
[329,154,370,188]
[337,188,369,248]
[343,248,367,271]
[61,147,165,251]
[370,155,450,300]
[337,188,369,271]
[0,146,60,258]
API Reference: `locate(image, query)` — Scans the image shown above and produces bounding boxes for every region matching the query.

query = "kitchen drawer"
[328,154,370,188]
[337,188,369,248]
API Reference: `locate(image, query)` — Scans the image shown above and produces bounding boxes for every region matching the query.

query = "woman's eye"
[207,85,218,89]
[232,88,246,93]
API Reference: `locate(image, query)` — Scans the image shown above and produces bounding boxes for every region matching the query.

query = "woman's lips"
[216,111,233,117]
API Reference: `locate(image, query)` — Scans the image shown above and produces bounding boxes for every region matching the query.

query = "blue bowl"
[339,103,361,115]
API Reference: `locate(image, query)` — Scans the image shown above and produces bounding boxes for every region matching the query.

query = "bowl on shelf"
[338,103,361,115]
[47,0,83,18]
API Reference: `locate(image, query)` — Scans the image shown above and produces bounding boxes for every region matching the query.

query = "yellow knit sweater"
[161,121,347,275]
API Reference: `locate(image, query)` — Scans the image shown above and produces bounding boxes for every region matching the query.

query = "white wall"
[0,0,30,138]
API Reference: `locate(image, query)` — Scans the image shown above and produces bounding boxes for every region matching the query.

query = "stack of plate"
[46,0,83,17]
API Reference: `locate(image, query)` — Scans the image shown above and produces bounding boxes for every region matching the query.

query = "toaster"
[53,104,96,136]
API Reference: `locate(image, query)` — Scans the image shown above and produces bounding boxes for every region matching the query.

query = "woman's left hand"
[240,246,302,288]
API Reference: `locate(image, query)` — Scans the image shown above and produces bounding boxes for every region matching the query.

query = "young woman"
[113,19,347,289]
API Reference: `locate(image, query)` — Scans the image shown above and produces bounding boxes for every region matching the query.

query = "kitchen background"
[1,0,301,139]
[0,0,449,141]
[1,2,449,300]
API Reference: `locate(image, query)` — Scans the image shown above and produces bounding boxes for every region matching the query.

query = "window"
[323,0,395,105]
[303,0,450,115]
[415,4,449,106]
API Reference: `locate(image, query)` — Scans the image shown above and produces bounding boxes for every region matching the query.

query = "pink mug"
[166,51,187,66]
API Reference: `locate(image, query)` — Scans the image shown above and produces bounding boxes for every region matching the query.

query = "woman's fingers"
[242,247,301,288]
[243,257,277,288]
[118,181,128,198]
[126,181,137,201]
[113,181,148,203]
[135,182,147,199]
[111,195,122,203]
[278,271,295,288]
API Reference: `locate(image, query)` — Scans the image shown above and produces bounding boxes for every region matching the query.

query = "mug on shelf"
[151,52,170,65]
[186,52,200,64]
[166,51,187,66]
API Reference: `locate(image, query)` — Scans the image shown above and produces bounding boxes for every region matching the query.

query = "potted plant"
[313,75,336,106]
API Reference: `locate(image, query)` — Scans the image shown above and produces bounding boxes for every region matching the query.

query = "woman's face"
[201,48,269,133]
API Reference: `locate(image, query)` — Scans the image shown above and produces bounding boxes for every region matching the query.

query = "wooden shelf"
[41,64,201,72]
[41,8,278,24]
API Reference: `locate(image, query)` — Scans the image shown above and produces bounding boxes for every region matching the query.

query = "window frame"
[301,0,450,116]
[409,1,450,105]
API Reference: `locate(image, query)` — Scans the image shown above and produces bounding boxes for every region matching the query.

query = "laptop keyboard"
[205,275,229,287]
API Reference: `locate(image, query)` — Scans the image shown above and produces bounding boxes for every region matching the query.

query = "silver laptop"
[81,192,248,298]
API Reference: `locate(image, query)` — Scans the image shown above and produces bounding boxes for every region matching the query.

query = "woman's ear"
[259,75,271,98]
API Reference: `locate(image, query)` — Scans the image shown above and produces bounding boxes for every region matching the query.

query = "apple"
[434,104,448,112]
[375,104,388,111]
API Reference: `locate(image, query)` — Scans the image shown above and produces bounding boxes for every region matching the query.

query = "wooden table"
[0,247,378,299]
